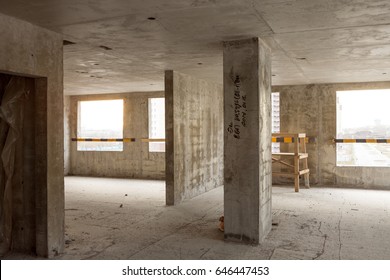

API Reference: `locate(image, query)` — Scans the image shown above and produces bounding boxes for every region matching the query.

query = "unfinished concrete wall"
[64,95,71,175]
[69,92,165,179]
[273,81,390,189]
[0,13,64,257]
[165,71,223,205]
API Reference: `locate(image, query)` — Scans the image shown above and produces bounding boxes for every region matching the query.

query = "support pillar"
[223,37,272,244]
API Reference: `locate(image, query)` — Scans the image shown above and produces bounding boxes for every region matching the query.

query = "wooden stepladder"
[272,133,310,192]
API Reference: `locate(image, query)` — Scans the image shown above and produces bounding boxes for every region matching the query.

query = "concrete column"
[223,37,272,244]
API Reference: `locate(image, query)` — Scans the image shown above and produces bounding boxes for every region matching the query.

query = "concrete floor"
[51,176,390,260]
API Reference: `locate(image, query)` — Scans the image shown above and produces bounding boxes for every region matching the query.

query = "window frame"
[77,98,124,152]
[148,97,166,153]
[336,89,390,167]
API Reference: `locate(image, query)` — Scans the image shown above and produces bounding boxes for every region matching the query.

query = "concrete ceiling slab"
[288,45,390,62]
[274,25,390,51]
[1,0,390,94]
[256,0,390,33]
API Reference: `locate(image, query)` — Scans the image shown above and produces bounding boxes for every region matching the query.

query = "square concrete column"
[223,37,272,244]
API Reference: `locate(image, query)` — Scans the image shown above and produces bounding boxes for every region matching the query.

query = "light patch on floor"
[54,176,390,260]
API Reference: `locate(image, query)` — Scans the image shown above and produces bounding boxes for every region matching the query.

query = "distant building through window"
[77,99,124,151]
[148,98,165,152]
[272,92,280,153]
[337,89,390,167]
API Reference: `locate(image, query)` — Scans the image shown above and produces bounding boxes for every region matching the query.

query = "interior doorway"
[0,72,37,257]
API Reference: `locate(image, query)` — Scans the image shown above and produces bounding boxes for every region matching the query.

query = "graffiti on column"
[227,75,247,139]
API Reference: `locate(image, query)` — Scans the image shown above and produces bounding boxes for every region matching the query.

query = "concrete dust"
[52,176,390,260]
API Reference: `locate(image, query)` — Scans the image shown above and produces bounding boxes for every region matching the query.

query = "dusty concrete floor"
[52,176,390,260]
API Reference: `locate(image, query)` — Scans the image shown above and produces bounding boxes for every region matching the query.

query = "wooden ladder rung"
[272,152,308,159]
[272,158,295,168]
[299,169,310,175]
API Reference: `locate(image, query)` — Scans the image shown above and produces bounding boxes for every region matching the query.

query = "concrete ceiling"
[1,0,390,95]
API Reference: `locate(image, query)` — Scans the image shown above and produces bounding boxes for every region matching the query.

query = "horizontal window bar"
[334,139,390,143]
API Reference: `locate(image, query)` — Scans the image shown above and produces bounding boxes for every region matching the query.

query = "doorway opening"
[0,72,40,257]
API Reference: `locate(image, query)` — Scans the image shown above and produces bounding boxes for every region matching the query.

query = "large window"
[337,89,390,167]
[148,98,165,152]
[77,99,124,151]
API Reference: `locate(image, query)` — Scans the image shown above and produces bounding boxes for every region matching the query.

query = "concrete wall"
[64,95,71,175]
[0,13,64,257]
[165,71,224,205]
[273,81,390,189]
[68,92,165,179]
